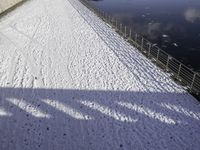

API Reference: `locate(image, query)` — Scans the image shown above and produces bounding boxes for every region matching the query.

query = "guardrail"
[78,0,200,95]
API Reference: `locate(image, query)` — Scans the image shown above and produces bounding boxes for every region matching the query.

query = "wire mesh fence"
[78,0,200,95]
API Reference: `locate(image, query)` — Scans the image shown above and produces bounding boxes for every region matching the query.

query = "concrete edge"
[0,0,28,19]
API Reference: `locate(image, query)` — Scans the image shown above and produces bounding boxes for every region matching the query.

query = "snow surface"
[0,0,200,149]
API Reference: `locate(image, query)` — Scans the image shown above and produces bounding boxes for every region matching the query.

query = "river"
[89,0,200,72]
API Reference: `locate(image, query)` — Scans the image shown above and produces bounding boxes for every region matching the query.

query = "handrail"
[78,0,200,95]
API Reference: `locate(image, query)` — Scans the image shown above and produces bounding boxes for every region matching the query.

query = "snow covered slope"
[0,0,199,149]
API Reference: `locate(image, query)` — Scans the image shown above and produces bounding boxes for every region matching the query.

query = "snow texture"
[0,0,199,149]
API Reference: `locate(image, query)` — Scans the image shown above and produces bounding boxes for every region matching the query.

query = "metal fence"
[78,0,200,95]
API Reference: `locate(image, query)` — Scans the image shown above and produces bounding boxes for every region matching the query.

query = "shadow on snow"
[0,87,200,150]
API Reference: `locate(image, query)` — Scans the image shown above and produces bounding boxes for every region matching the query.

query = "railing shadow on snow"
[0,87,200,149]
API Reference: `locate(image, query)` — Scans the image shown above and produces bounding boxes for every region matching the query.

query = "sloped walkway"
[0,0,199,149]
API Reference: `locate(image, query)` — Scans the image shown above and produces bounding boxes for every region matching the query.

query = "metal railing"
[78,0,200,95]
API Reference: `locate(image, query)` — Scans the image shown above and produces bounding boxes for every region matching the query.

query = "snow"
[0,0,199,149]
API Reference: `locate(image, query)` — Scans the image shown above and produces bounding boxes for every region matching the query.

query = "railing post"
[134,33,138,47]
[177,64,182,79]
[190,73,196,92]
[115,19,118,30]
[106,14,109,22]
[148,43,151,58]
[124,26,127,37]
[135,33,137,41]
[120,24,122,34]
[112,17,114,26]
[129,28,132,39]
[113,17,115,27]
[104,11,106,20]
[141,38,144,51]
[156,49,160,64]
[166,55,170,71]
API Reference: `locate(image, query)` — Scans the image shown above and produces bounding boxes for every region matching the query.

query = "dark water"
[89,0,200,72]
